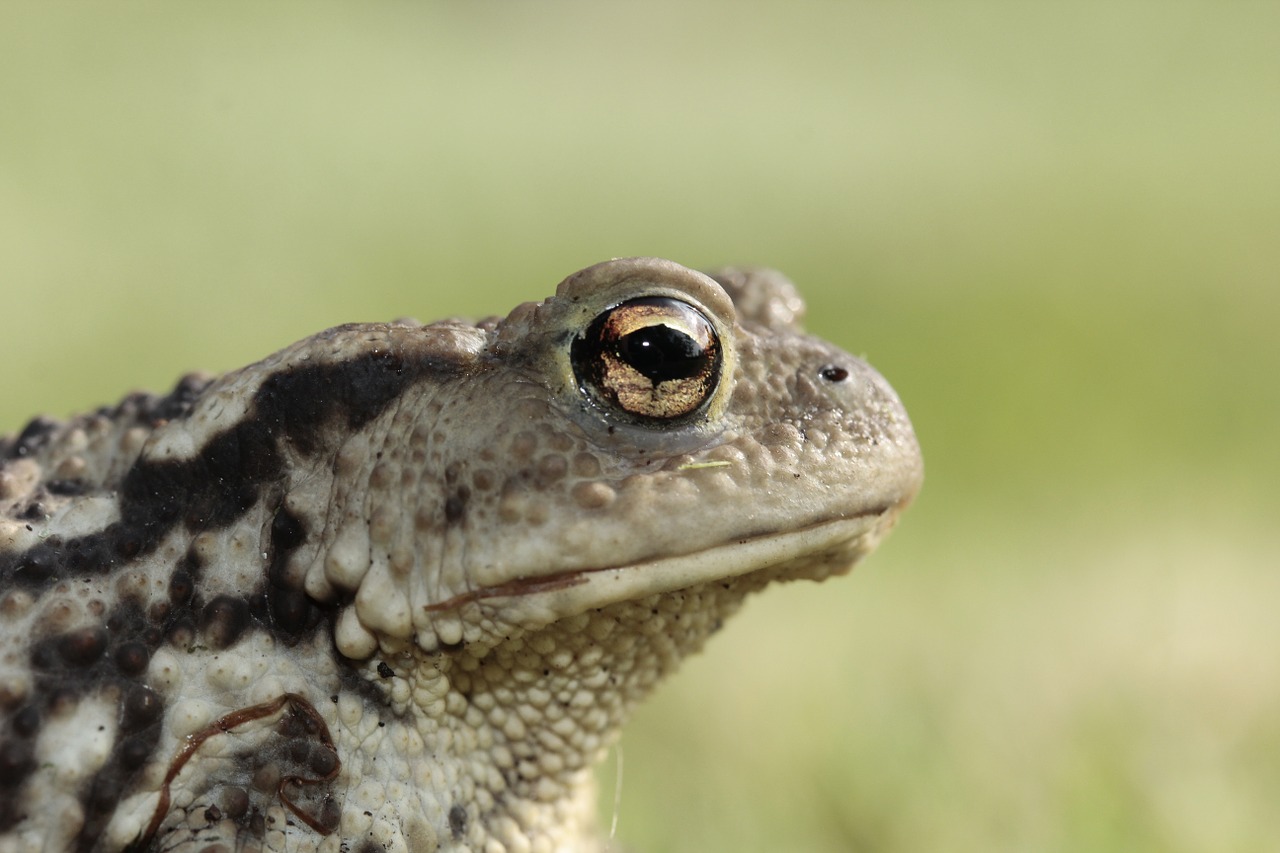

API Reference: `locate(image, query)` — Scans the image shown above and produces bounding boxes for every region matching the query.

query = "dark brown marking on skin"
[442,462,468,526]
[266,505,322,640]
[121,684,163,732]
[0,416,59,460]
[448,803,468,840]
[0,738,35,786]
[148,373,215,424]
[169,553,200,611]
[221,786,250,819]
[118,735,154,770]
[45,479,88,497]
[1,349,446,593]
[57,626,109,667]
[443,488,468,525]
[0,749,29,827]
[336,658,397,714]
[114,640,150,676]
[11,706,40,737]
[135,693,340,849]
[0,375,213,462]
[9,548,54,585]
[74,687,167,852]
[12,599,173,833]
[201,596,251,650]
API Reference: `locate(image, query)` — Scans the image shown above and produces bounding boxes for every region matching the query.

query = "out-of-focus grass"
[2,3,1277,851]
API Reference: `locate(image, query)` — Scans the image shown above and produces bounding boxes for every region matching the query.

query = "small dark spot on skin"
[16,502,46,522]
[150,374,212,423]
[278,711,307,739]
[317,797,342,832]
[377,661,394,678]
[47,688,79,716]
[58,626,108,667]
[167,615,196,648]
[268,586,318,639]
[6,416,58,459]
[121,684,163,732]
[118,735,154,770]
[300,709,321,735]
[309,745,339,777]
[29,641,58,671]
[114,641,150,676]
[114,529,142,559]
[286,738,311,765]
[448,804,467,839]
[180,547,203,575]
[87,775,122,814]
[12,706,40,738]
[253,763,281,793]
[0,791,20,830]
[270,506,307,554]
[0,739,34,784]
[221,786,250,819]
[105,600,144,634]
[61,536,112,574]
[147,600,171,625]
[201,596,250,649]
[11,550,54,585]
[169,570,195,606]
[204,804,223,822]
[820,364,850,382]
[444,486,469,524]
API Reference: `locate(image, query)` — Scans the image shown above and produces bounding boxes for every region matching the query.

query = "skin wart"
[0,258,922,853]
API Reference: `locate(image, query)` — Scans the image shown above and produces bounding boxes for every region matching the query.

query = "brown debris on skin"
[137,693,340,848]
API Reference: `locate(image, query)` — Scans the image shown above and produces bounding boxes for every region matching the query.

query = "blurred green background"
[2,3,1277,851]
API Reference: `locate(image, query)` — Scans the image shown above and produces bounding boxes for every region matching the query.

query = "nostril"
[819,365,849,382]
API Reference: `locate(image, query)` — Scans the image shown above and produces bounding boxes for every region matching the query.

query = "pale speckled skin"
[0,258,922,853]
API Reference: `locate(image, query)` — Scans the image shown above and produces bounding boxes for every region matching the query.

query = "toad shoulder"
[0,257,921,853]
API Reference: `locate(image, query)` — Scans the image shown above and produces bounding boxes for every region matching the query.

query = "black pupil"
[617,324,707,383]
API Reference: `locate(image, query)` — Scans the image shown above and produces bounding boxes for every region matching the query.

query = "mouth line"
[422,504,898,615]
[422,570,591,613]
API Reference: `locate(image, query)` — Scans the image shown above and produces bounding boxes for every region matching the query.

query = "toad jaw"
[421,501,907,630]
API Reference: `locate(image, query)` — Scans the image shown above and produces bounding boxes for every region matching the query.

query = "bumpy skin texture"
[0,259,922,853]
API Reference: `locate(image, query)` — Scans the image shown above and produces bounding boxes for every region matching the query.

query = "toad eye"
[571,297,722,422]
